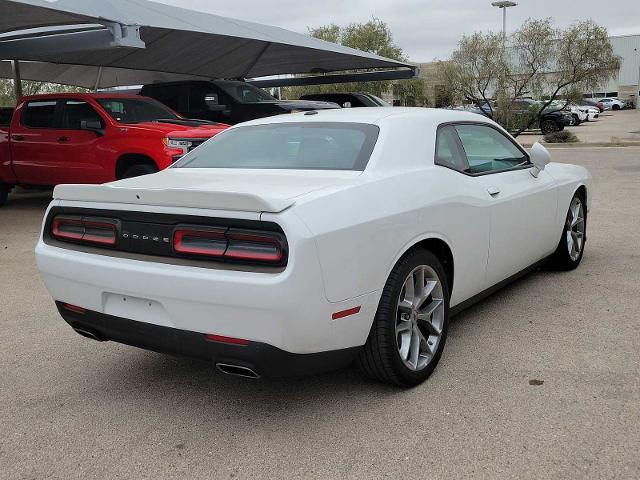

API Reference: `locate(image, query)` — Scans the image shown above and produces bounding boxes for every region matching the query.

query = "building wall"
[585,34,639,100]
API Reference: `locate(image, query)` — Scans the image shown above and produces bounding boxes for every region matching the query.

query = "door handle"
[57,136,70,143]
[487,186,501,196]
[12,135,24,141]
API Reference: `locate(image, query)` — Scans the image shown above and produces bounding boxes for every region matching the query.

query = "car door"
[10,99,63,185]
[54,99,107,183]
[453,123,558,287]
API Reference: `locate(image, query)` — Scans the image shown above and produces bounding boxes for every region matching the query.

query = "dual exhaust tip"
[72,326,260,379]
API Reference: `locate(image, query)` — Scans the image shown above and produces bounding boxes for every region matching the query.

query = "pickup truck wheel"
[571,114,581,126]
[121,164,158,179]
[0,183,12,207]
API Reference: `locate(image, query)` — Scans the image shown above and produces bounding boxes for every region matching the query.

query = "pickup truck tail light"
[51,216,117,246]
[173,227,285,264]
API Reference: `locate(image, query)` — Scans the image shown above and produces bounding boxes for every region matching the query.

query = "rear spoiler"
[53,184,295,213]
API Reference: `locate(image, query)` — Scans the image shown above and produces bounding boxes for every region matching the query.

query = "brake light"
[173,228,226,257]
[51,216,117,246]
[225,231,284,263]
[172,227,285,264]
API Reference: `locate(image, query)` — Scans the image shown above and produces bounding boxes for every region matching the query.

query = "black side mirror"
[80,119,105,136]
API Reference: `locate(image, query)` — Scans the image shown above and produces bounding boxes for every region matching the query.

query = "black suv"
[140,80,339,125]
[471,99,572,134]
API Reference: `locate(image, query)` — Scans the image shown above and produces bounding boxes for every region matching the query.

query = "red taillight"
[51,216,117,246]
[225,231,284,263]
[205,334,250,346]
[173,228,226,257]
[173,226,285,264]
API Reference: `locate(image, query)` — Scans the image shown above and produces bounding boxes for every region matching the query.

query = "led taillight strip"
[51,216,117,246]
[173,227,285,264]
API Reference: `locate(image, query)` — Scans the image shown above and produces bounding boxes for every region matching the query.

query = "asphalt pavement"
[1,147,639,479]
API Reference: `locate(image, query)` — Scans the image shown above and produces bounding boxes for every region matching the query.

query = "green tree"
[284,18,425,103]
[0,79,88,106]
[441,18,621,136]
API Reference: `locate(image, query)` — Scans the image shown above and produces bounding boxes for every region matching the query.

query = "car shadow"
[5,190,52,210]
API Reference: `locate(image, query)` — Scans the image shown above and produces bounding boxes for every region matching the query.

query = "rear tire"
[550,192,587,271]
[612,104,621,111]
[357,249,450,387]
[121,163,158,179]
[0,182,12,207]
[571,114,581,126]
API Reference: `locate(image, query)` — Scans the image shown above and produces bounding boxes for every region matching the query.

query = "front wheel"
[550,192,587,270]
[540,119,559,135]
[612,104,621,111]
[357,249,450,387]
[121,163,159,179]
[571,114,581,126]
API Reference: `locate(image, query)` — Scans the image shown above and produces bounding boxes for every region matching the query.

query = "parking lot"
[0,145,638,479]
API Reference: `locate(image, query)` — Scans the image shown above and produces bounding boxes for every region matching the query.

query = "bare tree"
[442,19,621,136]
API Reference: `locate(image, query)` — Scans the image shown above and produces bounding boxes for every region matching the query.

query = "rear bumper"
[57,302,360,377]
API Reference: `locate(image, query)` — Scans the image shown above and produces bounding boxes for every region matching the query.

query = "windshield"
[216,81,276,103]
[97,98,179,124]
[175,122,379,171]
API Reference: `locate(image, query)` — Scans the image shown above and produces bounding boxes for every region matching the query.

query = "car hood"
[126,121,229,138]
[53,168,361,213]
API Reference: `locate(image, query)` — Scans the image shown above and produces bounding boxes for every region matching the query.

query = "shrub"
[544,130,579,143]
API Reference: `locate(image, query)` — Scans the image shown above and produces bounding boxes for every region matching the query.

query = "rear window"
[176,122,379,171]
[22,100,57,128]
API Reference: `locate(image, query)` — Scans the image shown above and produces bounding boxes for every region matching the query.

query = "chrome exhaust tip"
[216,363,260,379]
[72,327,105,342]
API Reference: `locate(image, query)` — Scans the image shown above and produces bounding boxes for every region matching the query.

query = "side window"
[22,100,57,128]
[61,100,103,130]
[455,124,528,174]
[435,125,469,172]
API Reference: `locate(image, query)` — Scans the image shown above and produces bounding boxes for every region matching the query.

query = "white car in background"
[35,108,592,387]
[579,105,600,121]
[599,97,625,110]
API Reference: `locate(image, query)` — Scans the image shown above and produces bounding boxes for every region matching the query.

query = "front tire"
[121,163,159,179]
[357,249,450,387]
[612,104,621,111]
[571,114,581,126]
[540,119,559,135]
[550,192,587,270]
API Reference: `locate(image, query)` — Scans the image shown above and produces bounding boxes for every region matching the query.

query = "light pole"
[491,1,517,44]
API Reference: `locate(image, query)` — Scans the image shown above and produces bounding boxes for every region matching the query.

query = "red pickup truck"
[0,93,229,206]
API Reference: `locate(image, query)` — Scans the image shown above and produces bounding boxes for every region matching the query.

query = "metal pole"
[11,60,22,102]
[93,66,103,92]
[502,7,507,44]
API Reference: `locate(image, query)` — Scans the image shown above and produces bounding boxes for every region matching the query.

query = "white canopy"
[0,0,414,88]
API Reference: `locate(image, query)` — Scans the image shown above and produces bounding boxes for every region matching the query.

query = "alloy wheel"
[395,265,445,371]
[566,197,585,261]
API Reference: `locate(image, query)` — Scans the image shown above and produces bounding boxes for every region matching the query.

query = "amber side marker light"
[331,306,361,321]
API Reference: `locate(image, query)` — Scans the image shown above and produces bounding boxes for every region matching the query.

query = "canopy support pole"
[93,66,103,92]
[11,60,22,101]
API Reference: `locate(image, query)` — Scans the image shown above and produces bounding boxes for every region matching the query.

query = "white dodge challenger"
[35,108,591,386]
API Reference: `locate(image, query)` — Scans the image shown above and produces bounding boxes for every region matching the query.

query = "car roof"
[21,92,150,101]
[235,107,492,127]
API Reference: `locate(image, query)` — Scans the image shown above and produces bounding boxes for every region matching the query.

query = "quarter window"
[435,125,469,172]
[454,124,528,174]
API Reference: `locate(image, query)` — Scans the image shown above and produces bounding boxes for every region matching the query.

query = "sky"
[155,0,639,62]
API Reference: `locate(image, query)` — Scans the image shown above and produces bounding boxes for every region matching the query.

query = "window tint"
[22,100,57,128]
[97,98,178,124]
[435,125,469,171]
[62,100,103,129]
[455,124,528,174]
[177,122,379,171]
[0,107,13,126]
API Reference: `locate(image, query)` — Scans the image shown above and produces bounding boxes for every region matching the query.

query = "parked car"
[140,80,339,125]
[579,105,600,121]
[35,108,592,387]
[299,92,391,108]
[583,99,605,112]
[549,101,587,126]
[0,93,228,207]
[468,99,572,134]
[598,97,626,110]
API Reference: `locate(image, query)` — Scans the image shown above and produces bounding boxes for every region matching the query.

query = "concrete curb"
[519,141,640,148]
